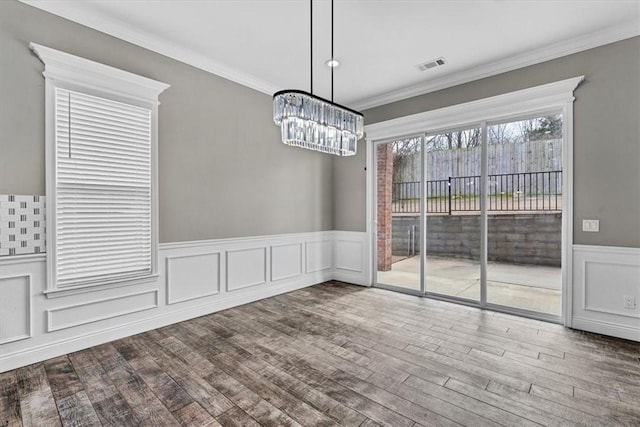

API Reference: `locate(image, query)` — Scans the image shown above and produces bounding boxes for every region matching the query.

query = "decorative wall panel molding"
[305,240,332,273]
[584,261,640,318]
[270,243,303,282]
[0,195,46,256]
[47,289,158,332]
[226,247,267,291]
[333,231,370,286]
[166,252,220,304]
[573,244,640,342]
[0,230,370,372]
[0,275,32,344]
[335,240,364,273]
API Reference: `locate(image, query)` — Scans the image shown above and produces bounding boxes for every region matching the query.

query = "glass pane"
[425,127,481,301]
[376,137,422,291]
[486,114,563,315]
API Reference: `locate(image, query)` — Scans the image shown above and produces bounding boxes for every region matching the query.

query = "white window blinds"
[54,88,152,288]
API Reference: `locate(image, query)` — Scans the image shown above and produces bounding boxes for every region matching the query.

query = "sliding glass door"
[424,128,481,302]
[486,115,563,316]
[374,113,564,321]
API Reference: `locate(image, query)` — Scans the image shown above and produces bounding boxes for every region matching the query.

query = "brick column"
[377,143,393,271]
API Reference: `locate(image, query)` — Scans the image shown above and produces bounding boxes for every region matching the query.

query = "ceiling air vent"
[415,57,446,71]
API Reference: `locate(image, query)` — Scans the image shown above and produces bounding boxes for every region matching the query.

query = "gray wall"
[0,1,333,243]
[332,140,367,231]
[334,37,640,248]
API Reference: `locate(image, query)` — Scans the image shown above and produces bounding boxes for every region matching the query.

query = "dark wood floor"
[2,282,639,427]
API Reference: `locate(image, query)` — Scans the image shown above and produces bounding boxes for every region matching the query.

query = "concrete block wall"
[392,213,561,266]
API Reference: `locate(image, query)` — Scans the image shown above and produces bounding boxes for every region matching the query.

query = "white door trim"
[365,76,583,325]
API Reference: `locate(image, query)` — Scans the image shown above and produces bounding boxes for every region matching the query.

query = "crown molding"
[21,1,638,107]
[351,20,639,111]
[20,0,278,96]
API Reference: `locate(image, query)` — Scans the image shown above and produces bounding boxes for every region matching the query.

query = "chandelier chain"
[331,0,334,102]
[310,0,313,94]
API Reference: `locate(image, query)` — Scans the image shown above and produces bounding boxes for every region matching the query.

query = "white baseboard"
[333,271,370,287]
[0,230,368,372]
[571,317,640,342]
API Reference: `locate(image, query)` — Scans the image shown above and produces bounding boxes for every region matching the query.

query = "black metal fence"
[392,170,562,214]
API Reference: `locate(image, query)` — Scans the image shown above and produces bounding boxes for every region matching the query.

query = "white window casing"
[30,43,169,294]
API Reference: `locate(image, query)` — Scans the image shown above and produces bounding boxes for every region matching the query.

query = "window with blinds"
[54,88,153,288]
[31,42,168,293]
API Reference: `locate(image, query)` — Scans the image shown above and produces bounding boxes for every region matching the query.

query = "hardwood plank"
[499,349,626,399]
[133,334,235,417]
[210,351,339,426]
[91,344,155,408]
[340,341,450,386]
[463,348,574,395]
[43,356,84,400]
[444,378,578,427]
[572,387,640,422]
[537,352,640,392]
[486,380,612,426]
[55,390,101,427]
[68,350,116,396]
[213,338,367,426]
[398,375,540,427]
[153,333,303,427]
[15,365,48,397]
[203,368,304,427]
[4,281,638,427]
[227,334,415,427]
[172,401,221,426]
[530,384,640,427]
[0,371,22,427]
[127,355,194,412]
[358,419,384,427]
[330,370,481,427]
[19,388,61,427]
[69,348,138,425]
[91,392,140,426]
[92,343,181,426]
[215,406,261,427]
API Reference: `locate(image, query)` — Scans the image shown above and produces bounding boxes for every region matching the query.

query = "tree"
[392,138,420,183]
[426,128,481,151]
[517,114,562,142]
[488,123,517,144]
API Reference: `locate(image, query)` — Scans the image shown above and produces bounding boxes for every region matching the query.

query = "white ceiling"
[23,0,640,110]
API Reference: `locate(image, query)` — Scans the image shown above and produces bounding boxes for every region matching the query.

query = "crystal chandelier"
[273,0,363,156]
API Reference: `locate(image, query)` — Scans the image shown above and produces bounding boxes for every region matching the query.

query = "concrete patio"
[377,256,561,315]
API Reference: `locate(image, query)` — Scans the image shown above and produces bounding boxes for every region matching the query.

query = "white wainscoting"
[270,243,303,282]
[226,247,267,292]
[166,252,221,304]
[572,244,640,342]
[333,231,369,286]
[306,240,333,273]
[0,274,31,344]
[0,230,369,372]
[47,290,159,332]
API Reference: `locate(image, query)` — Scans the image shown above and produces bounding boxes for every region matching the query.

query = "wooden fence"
[396,139,562,182]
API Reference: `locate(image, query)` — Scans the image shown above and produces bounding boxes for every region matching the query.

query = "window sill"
[43,274,159,299]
